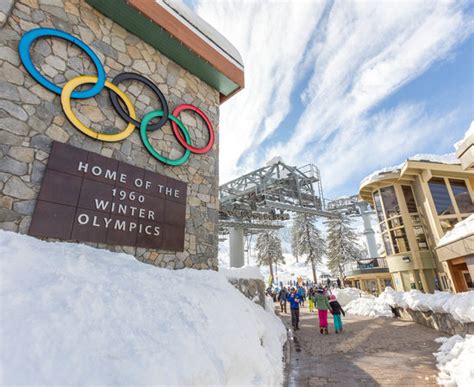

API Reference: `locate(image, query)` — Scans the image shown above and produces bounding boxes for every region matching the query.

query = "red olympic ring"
[171,104,215,154]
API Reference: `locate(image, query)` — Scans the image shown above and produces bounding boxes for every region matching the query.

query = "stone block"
[3,176,35,199]
[0,156,28,175]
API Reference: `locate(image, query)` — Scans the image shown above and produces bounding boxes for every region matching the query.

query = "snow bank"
[379,287,474,323]
[434,335,474,386]
[344,287,474,322]
[344,297,394,318]
[0,231,286,386]
[331,287,367,307]
[437,214,474,247]
[219,265,263,280]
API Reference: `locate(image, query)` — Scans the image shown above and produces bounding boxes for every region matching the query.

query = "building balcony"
[343,258,389,277]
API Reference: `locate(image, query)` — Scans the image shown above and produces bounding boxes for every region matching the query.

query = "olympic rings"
[171,104,215,154]
[18,27,215,166]
[110,72,169,131]
[140,111,191,166]
[61,76,137,142]
[19,28,106,99]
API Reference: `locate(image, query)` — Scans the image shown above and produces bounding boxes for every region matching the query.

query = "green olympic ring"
[140,111,192,167]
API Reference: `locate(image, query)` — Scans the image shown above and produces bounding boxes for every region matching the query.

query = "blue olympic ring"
[19,28,106,99]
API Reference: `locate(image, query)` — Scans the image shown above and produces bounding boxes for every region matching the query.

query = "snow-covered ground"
[0,231,286,385]
[343,287,474,323]
[434,335,474,386]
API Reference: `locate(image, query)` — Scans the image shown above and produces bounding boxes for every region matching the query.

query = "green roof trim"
[85,0,239,97]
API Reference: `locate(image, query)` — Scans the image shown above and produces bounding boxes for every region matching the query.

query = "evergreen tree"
[291,216,301,262]
[297,214,325,284]
[256,231,286,283]
[325,214,363,285]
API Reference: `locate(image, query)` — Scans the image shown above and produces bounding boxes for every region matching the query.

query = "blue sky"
[189,0,474,200]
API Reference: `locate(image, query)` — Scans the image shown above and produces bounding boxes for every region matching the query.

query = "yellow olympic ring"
[61,76,137,142]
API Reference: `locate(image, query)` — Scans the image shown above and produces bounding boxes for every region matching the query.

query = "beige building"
[435,127,474,292]
[359,156,474,293]
[344,258,392,295]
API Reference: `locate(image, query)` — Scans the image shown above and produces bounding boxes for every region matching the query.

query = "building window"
[373,191,385,223]
[390,228,410,253]
[413,225,428,249]
[373,185,411,256]
[428,178,455,215]
[449,179,474,214]
[439,218,458,234]
[402,185,417,213]
[382,232,393,255]
[380,186,400,218]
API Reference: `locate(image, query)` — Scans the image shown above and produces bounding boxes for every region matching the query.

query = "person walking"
[278,287,288,314]
[287,287,302,331]
[329,294,345,333]
[308,288,315,312]
[297,286,306,308]
[313,288,331,334]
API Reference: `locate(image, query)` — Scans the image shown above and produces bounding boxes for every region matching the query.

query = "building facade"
[435,128,474,292]
[0,0,244,270]
[359,157,474,293]
[344,258,392,295]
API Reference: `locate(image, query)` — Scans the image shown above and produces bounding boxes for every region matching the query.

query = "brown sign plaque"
[29,141,187,251]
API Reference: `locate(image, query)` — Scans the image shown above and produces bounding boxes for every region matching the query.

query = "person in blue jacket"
[287,287,302,331]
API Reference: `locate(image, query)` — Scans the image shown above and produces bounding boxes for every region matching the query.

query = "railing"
[343,258,389,275]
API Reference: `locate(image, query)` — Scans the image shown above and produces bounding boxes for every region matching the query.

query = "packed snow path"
[279,306,443,386]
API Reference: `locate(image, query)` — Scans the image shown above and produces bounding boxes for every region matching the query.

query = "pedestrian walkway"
[279,306,444,386]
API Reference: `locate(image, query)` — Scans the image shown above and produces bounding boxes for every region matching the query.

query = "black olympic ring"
[109,72,169,131]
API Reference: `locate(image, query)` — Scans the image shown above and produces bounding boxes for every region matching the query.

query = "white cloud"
[194,0,326,183]
[194,0,473,193]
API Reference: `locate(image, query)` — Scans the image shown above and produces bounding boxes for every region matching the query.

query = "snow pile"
[344,287,474,322]
[379,287,474,323]
[344,297,394,318]
[331,287,367,306]
[437,214,474,247]
[0,231,286,385]
[434,335,474,386]
[219,265,264,280]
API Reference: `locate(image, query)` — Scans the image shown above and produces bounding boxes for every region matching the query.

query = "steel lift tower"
[219,161,379,268]
[326,195,378,258]
[219,161,337,267]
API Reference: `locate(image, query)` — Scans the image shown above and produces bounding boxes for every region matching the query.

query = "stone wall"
[393,307,474,335]
[227,278,266,308]
[0,0,220,270]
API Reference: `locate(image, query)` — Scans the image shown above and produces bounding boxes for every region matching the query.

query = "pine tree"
[291,216,301,263]
[325,214,363,285]
[297,214,325,284]
[256,231,286,284]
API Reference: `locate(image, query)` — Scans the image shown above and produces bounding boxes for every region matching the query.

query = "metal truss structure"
[218,160,378,267]
[219,161,333,229]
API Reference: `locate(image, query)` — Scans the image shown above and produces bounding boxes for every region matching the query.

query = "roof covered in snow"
[360,153,461,189]
[437,214,474,247]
